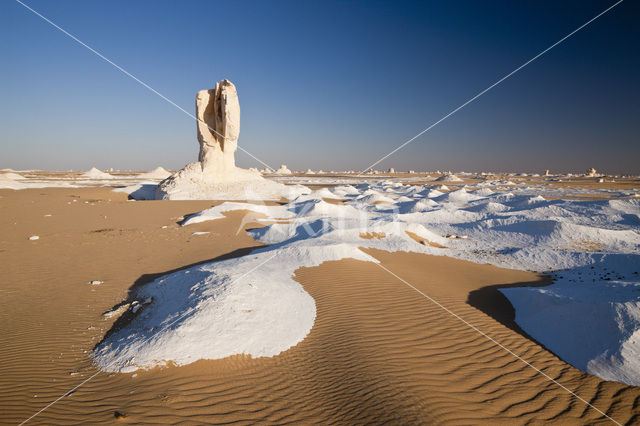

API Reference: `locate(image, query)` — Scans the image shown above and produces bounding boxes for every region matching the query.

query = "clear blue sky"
[1,0,638,173]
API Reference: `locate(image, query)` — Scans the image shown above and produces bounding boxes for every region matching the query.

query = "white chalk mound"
[155,79,304,200]
[0,172,25,180]
[435,173,463,182]
[156,162,305,200]
[137,166,171,180]
[502,255,640,386]
[274,164,293,175]
[81,167,114,179]
[93,249,317,372]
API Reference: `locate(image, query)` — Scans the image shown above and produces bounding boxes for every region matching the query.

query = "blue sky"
[1,0,638,173]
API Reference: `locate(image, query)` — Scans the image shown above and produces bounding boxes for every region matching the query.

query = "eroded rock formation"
[155,79,307,200]
[196,80,240,176]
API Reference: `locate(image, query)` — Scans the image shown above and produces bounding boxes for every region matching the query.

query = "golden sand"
[1,187,638,424]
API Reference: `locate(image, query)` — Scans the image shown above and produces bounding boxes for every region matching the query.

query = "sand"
[1,187,639,424]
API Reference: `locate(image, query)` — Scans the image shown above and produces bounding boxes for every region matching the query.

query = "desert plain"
[1,169,640,424]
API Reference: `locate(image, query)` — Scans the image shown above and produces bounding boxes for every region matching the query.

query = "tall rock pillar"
[196,79,240,176]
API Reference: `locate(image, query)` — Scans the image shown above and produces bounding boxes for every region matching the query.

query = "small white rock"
[29,235,39,240]
[90,280,103,285]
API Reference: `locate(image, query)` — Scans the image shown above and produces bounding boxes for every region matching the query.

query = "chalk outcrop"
[0,172,25,180]
[156,80,306,200]
[435,173,463,182]
[81,167,115,179]
[274,165,292,175]
[195,80,240,176]
[137,167,171,180]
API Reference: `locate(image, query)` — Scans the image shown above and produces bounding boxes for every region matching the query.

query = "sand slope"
[0,188,638,424]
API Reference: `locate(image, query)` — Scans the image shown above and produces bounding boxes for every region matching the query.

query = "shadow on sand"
[466,275,557,352]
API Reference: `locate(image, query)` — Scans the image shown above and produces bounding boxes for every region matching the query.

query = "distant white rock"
[274,165,293,175]
[0,172,25,180]
[387,168,395,174]
[435,173,463,182]
[81,167,115,179]
[305,169,315,175]
[586,168,598,177]
[137,167,171,180]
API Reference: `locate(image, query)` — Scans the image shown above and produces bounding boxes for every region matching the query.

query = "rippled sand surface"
[1,187,638,424]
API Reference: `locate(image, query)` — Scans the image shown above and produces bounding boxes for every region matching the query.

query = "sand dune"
[1,187,638,424]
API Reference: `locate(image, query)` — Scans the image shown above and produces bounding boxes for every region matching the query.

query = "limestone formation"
[586,168,597,177]
[196,80,240,176]
[274,165,292,175]
[435,173,463,182]
[155,79,306,200]
[81,167,115,179]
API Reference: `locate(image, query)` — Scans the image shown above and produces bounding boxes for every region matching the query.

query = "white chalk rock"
[274,165,292,175]
[0,172,25,180]
[156,80,305,200]
[435,173,463,182]
[137,167,171,180]
[81,167,114,179]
